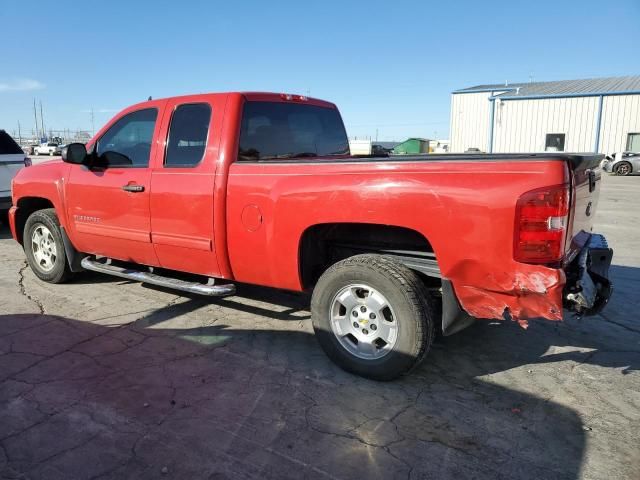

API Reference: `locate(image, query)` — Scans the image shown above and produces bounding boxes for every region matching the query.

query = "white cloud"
[0,78,45,92]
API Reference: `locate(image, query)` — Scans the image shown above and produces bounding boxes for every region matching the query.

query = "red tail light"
[514,184,570,264]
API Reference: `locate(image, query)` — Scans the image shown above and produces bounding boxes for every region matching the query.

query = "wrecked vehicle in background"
[601,152,640,176]
[8,92,613,380]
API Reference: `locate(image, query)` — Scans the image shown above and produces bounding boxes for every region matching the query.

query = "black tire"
[615,162,632,176]
[23,208,73,283]
[311,254,435,381]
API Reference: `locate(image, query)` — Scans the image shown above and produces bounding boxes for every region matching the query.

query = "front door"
[66,107,162,266]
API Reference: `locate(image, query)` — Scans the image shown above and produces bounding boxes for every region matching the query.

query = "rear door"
[0,131,25,208]
[149,95,224,276]
[66,105,164,265]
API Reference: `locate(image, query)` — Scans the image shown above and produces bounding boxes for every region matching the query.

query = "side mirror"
[62,143,88,165]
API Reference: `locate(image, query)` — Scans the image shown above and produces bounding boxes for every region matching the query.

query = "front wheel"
[23,209,73,283]
[311,254,435,381]
[615,162,632,176]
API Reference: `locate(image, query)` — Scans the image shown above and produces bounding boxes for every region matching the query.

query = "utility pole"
[39,101,45,141]
[33,99,39,140]
[17,121,22,144]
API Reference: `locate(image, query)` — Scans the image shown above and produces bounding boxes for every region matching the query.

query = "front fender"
[11,161,71,241]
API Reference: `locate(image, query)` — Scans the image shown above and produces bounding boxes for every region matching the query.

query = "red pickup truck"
[9,92,612,380]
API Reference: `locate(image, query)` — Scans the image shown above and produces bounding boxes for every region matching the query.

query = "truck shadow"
[135,282,312,323]
[4,305,635,479]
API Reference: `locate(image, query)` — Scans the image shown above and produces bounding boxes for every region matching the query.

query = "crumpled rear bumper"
[446,233,613,333]
[563,234,613,316]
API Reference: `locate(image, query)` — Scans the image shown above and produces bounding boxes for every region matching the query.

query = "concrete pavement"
[0,175,639,479]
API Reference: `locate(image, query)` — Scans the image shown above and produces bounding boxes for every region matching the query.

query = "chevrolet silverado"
[9,92,613,380]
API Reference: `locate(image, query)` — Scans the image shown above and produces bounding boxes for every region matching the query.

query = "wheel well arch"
[298,222,439,290]
[14,197,56,244]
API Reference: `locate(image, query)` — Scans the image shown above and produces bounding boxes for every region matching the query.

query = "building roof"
[453,75,640,98]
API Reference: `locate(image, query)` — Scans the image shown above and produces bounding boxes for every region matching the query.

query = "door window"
[545,133,565,152]
[627,133,640,152]
[96,108,158,167]
[164,103,211,167]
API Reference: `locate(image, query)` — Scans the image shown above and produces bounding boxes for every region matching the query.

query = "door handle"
[122,184,145,193]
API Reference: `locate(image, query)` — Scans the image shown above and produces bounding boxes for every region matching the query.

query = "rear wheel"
[615,162,632,176]
[23,209,73,283]
[311,254,435,381]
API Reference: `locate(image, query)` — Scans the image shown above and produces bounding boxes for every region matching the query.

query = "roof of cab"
[125,92,337,110]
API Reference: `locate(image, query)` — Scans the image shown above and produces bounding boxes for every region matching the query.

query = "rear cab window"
[0,131,23,155]
[238,101,349,161]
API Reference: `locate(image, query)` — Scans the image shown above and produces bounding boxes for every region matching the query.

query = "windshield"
[238,101,349,161]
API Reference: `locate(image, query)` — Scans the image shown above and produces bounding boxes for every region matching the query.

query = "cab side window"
[164,103,211,167]
[96,108,158,168]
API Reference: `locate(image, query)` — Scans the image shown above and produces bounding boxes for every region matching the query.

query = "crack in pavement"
[17,261,45,315]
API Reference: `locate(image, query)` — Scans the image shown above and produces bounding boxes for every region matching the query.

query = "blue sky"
[1,0,638,141]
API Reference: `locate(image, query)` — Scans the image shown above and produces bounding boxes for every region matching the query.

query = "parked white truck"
[34,142,62,156]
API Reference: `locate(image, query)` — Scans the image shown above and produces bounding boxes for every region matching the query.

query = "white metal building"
[449,76,640,154]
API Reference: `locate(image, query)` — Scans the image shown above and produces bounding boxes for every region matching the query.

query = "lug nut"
[370,324,377,331]
[369,313,376,320]
[353,322,359,328]
[362,329,369,335]
[352,311,358,317]
[360,306,367,313]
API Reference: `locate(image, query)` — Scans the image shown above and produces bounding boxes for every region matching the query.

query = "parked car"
[601,152,639,175]
[34,142,62,156]
[0,130,31,215]
[7,92,613,380]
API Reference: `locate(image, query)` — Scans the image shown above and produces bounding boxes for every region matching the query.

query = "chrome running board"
[80,257,236,297]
